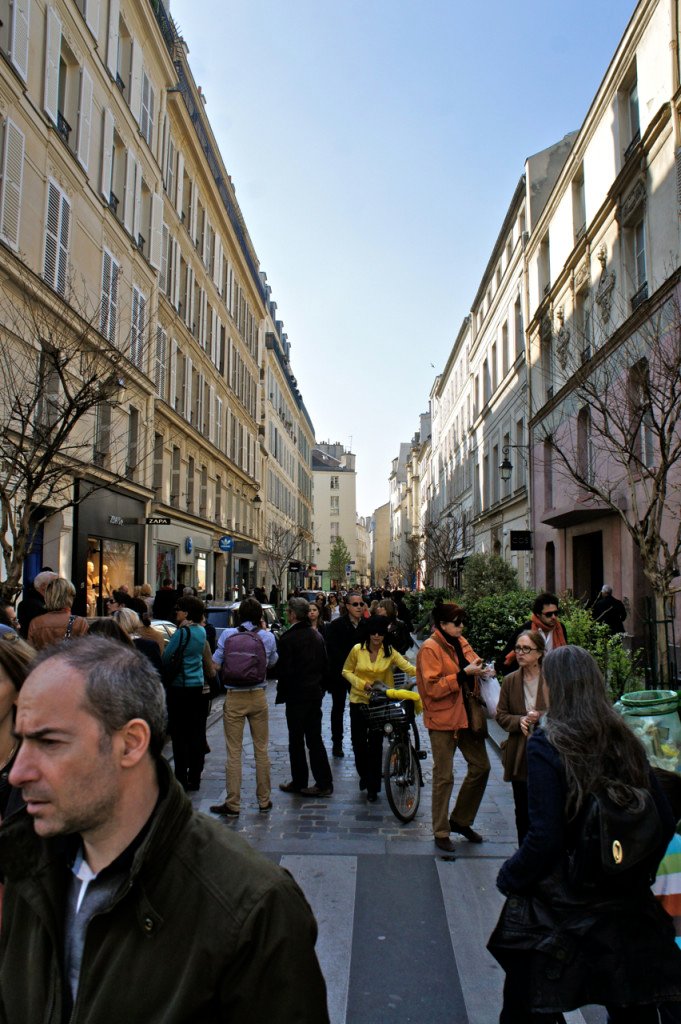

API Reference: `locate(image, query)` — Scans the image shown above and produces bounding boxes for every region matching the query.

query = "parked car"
[297,590,324,602]
[205,602,283,641]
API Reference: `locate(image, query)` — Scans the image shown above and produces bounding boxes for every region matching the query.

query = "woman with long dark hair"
[496,629,546,843]
[342,615,416,803]
[490,645,681,1023]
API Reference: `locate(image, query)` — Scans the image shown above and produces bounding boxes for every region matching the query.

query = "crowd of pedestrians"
[0,570,679,1021]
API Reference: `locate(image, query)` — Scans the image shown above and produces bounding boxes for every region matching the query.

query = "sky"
[170,0,635,517]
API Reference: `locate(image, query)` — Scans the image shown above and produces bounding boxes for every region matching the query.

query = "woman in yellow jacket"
[342,615,416,803]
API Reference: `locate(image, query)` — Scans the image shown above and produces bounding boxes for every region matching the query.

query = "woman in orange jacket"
[416,600,492,852]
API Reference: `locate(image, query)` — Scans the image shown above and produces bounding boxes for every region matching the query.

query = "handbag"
[162,625,190,686]
[462,681,488,738]
[479,674,500,718]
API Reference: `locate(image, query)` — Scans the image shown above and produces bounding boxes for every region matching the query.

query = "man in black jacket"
[323,590,366,757]
[1,636,328,1023]
[277,598,333,798]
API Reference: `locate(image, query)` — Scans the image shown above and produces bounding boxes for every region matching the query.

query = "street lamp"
[498,444,529,482]
[251,494,262,507]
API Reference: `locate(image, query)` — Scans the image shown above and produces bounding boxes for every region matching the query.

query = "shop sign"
[146,516,171,526]
[218,536,234,552]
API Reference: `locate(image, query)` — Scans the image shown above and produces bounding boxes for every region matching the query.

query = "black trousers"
[328,681,348,749]
[511,779,530,845]
[285,700,333,790]
[166,686,206,789]
[349,703,383,796]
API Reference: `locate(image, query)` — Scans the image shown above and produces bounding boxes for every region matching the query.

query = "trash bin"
[614,690,681,773]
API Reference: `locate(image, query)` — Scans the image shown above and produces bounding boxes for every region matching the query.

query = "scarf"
[504,614,567,668]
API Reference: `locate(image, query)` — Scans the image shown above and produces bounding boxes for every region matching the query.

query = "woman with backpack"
[489,645,681,1022]
[161,596,207,793]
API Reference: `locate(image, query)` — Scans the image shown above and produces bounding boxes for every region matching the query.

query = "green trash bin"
[614,689,681,773]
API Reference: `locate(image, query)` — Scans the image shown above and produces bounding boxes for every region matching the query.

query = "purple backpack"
[220,626,267,687]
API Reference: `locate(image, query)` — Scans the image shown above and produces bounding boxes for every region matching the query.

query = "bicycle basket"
[366,695,407,731]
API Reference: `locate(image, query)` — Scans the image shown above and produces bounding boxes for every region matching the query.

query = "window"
[140,70,154,147]
[501,321,509,377]
[491,343,497,393]
[0,0,30,81]
[330,495,339,515]
[629,218,647,309]
[572,165,586,242]
[619,69,641,162]
[577,407,594,484]
[200,465,208,517]
[215,475,222,524]
[154,325,167,399]
[100,250,119,342]
[514,297,524,358]
[330,475,339,489]
[575,289,592,362]
[187,456,195,513]
[35,348,61,429]
[126,407,139,479]
[543,439,554,509]
[44,179,70,296]
[538,234,551,296]
[0,118,25,250]
[330,521,339,544]
[170,446,180,507]
[629,360,655,470]
[93,402,112,467]
[130,286,146,368]
[153,433,164,497]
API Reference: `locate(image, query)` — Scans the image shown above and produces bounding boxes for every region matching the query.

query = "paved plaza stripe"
[436,858,593,1024]
[345,853,468,1023]
[436,857,506,1024]
[280,854,357,1024]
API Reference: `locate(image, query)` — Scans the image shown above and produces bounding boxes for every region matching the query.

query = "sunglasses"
[542,610,559,618]
[348,602,365,608]
[515,645,538,654]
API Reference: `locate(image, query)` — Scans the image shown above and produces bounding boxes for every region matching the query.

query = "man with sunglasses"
[324,591,367,757]
[500,592,568,673]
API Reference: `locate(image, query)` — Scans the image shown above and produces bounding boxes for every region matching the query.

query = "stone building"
[312,442,358,590]
[0,0,314,605]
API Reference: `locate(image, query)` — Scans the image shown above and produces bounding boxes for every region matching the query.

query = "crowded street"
[177,682,607,1024]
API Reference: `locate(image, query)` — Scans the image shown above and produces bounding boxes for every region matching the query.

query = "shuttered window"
[76,68,93,170]
[9,0,31,81]
[0,119,25,250]
[43,5,61,124]
[100,249,119,342]
[130,286,146,368]
[140,71,154,146]
[43,179,70,296]
[155,325,167,400]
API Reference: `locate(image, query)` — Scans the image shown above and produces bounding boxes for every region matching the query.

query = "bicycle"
[366,691,426,822]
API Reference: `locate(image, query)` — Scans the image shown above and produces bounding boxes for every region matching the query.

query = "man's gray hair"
[33,570,58,595]
[601,584,613,594]
[288,597,311,622]
[33,636,167,758]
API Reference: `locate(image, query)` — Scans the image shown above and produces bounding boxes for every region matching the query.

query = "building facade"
[312,442,358,589]
[0,0,315,607]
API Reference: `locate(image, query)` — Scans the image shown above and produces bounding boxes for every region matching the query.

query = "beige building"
[312,442,358,589]
[0,0,314,606]
[371,501,390,586]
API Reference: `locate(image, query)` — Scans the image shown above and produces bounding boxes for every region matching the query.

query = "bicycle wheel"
[383,737,420,822]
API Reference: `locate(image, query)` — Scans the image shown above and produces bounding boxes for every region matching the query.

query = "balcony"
[57,111,71,145]
[631,281,648,311]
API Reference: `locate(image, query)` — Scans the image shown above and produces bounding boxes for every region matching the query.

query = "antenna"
[348,435,353,451]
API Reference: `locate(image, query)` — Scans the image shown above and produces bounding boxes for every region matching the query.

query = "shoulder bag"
[162,625,191,687]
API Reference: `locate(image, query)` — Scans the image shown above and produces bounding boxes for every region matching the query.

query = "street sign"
[510,530,533,551]
[146,516,171,526]
[218,535,234,552]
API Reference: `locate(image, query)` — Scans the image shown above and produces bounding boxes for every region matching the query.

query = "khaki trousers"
[223,688,271,810]
[429,728,490,839]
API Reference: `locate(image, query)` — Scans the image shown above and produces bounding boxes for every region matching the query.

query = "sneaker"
[210,803,239,817]
[366,792,378,803]
[300,785,333,798]
[259,801,273,812]
[449,820,484,843]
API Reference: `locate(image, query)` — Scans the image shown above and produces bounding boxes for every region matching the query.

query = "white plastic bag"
[479,674,501,719]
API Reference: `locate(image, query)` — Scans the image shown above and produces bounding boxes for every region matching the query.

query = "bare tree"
[423,507,466,589]
[536,284,681,675]
[260,522,305,600]
[0,274,153,604]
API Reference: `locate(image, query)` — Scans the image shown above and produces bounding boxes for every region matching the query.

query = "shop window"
[87,536,136,614]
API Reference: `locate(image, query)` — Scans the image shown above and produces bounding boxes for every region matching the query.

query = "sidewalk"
[172,684,519,859]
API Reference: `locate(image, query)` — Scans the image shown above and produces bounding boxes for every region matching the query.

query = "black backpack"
[567,783,667,892]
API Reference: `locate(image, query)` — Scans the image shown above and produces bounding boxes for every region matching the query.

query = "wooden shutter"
[85,0,100,38]
[175,151,184,215]
[10,0,31,81]
[43,5,61,124]
[43,180,69,294]
[0,120,25,250]
[155,325,167,399]
[100,108,114,200]
[123,148,136,232]
[129,38,142,124]
[149,192,163,270]
[76,68,93,170]
[132,159,142,240]
[169,339,178,409]
[106,0,120,76]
